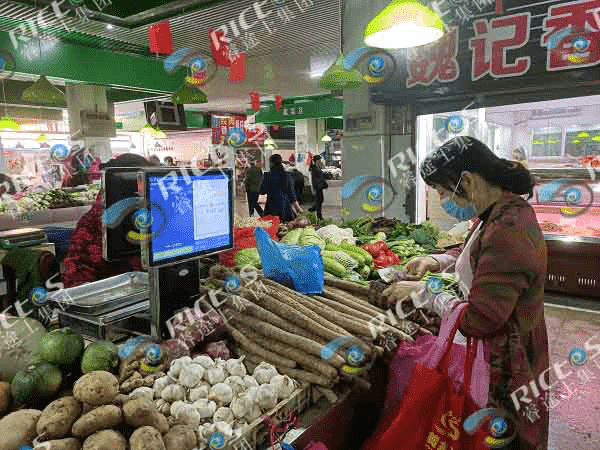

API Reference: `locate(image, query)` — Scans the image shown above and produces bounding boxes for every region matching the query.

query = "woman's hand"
[405,256,440,280]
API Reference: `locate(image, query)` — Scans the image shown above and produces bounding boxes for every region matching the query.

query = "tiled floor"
[545,304,600,450]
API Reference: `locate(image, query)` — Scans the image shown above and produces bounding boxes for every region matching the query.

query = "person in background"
[148,154,161,166]
[164,156,175,167]
[62,145,96,187]
[512,147,528,168]
[63,153,152,288]
[260,154,303,222]
[289,163,305,205]
[245,160,264,217]
[394,137,547,449]
[309,155,328,220]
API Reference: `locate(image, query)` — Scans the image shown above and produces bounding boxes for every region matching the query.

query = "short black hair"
[101,153,150,170]
[421,137,535,198]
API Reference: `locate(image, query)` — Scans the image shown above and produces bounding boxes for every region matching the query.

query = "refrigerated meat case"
[529,168,600,298]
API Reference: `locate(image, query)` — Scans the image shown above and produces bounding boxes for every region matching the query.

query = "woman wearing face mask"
[397,137,548,450]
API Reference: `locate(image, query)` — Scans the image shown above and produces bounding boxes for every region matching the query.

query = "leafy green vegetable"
[235,247,261,268]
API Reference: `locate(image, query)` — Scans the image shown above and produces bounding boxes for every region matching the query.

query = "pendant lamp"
[321,135,332,142]
[319,54,363,90]
[592,135,600,142]
[154,128,167,139]
[364,0,444,49]
[171,82,208,104]
[140,124,156,136]
[36,134,49,142]
[21,75,66,107]
[0,116,20,130]
[577,131,590,138]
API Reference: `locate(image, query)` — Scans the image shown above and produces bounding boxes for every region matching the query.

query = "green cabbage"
[235,247,261,268]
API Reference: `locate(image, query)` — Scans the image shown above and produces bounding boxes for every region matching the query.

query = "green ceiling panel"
[0,31,183,93]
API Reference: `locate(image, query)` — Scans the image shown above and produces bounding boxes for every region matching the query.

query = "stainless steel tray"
[48,272,149,316]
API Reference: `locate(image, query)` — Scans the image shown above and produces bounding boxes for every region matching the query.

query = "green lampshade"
[571,139,582,144]
[364,0,445,49]
[21,75,66,107]
[0,116,20,130]
[592,135,600,142]
[36,134,49,142]
[577,131,590,138]
[154,128,167,139]
[171,83,208,104]
[140,124,156,136]
[319,54,364,90]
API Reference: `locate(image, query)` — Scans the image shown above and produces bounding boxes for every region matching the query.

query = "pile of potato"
[0,371,198,450]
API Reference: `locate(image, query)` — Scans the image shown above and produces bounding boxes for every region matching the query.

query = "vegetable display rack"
[228,384,313,450]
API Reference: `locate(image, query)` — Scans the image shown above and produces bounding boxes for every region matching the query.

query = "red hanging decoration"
[209,30,232,67]
[250,91,260,112]
[275,96,283,112]
[148,21,173,55]
[229,53,246,83]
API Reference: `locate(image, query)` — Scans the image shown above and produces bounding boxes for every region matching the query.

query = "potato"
[163,425,197,450]
[130,426,165,450]
[71,405,122,438]
[82,430,126,450]
[74,372,119,406]
[37,397,82,440]
[123,397,168,434]
[34,437,81,450]
[0,409,42,450]
[0,381,11,417]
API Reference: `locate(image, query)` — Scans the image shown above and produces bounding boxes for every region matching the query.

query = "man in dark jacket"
[245,160,264,216]
[309,155,327,220]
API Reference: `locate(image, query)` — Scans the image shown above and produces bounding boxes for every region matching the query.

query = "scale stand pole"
[149,266,162,338]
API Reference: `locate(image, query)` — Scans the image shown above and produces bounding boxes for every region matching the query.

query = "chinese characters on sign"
[407,27,460,88]
[542,0,600,71]
[406,0,600,88]
[470,13,531,80]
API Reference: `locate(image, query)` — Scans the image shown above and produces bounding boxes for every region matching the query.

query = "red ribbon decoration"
[250,91,260,112]
[275,95,283,112]
[148,21,173,55]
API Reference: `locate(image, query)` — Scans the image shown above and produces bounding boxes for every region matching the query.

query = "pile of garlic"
[151,355,297,449]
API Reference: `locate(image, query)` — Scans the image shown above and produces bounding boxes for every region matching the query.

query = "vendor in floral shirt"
[63,154,156,288]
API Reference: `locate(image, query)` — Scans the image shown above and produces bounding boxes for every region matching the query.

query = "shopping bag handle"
[437,306,467,373]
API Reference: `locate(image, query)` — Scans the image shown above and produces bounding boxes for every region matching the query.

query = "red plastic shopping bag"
[384,304,490,420]
[363,311,489,450]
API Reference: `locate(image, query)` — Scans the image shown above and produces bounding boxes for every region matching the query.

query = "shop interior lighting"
[577,131,590,138]
[36,134,48,142]
[321,135,332,142]
[107,24,114,30]
[571,139,582,143]
[21,75,66,107]
[592,135,600,142]
[364,0,445,49]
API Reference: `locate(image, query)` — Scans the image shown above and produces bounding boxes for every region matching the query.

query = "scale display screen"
[142,168,234,267]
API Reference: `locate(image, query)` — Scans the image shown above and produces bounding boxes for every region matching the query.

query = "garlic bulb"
[189,383,210,402]
[231,392,253,419]
[193,354,214,369]
[256,384,278,411]
[193,398,218,419]
[242,375,259,390]
[129,387,153,402]
[245,402,262,422]
[173,403,201,428]
[213,406,234,425]
[168,356,192,379]
[179,364,205,389]
[214,421,233,440]
[270,375,296,400]
[170,400,187,417]
[161,383,186,402]
[253,362,278,385]
[208,383,234,406]
[224,376,247,396]
[154,398,171,416]
[206,366,226,385]
[226,357,247,377]
[153,375,174,399]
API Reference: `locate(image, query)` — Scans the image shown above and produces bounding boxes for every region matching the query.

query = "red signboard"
[211,114,246,145]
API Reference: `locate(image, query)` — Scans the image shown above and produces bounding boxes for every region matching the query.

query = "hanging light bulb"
[364,0,445,49]
[0,116,20,130]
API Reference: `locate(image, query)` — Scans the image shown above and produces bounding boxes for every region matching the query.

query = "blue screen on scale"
[148,173,231,263]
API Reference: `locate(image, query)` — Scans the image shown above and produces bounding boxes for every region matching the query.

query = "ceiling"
[0,0,342,112]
